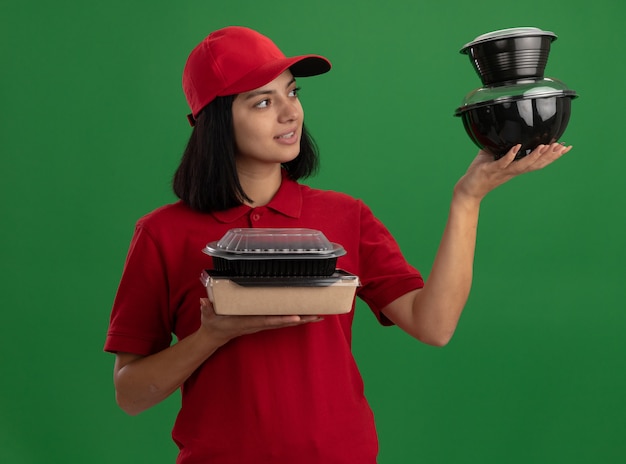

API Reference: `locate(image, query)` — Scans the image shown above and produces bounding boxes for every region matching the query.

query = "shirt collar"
[212,170,302,224]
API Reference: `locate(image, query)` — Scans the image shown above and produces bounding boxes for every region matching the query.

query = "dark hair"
[173,95,320,212]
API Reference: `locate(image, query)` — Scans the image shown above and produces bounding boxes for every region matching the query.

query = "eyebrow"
[243,77,297,100]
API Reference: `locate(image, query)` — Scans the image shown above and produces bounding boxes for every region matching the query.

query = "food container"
[200,269,360,315]
[455,78,577,159]
[455,27,578,159]
[460,27,557,86]
[203,228,346,277]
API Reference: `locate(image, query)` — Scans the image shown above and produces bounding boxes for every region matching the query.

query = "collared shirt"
[105,172,423,463]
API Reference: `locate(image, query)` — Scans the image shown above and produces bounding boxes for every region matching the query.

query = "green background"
[2,0,624,462]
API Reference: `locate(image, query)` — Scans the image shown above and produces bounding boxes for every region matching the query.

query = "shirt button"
[252,213,261,221]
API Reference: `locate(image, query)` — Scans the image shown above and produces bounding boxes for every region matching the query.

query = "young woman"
[105,26,572,463]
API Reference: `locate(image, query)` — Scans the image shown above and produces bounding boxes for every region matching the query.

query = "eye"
[289,86,301,98]
[254,99,270,109]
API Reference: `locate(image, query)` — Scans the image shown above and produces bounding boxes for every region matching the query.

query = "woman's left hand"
[383,141,572,346]
[455,142,573,202]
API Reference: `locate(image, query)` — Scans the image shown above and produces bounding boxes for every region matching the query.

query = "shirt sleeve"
[104,223,173,355]
[355,200,424,325]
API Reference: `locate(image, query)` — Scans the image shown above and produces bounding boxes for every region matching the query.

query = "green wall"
[2,0,624,462]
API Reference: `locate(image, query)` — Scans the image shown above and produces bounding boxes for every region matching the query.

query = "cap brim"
[290,55,332,77]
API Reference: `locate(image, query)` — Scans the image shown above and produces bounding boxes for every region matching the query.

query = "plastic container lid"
[455,77,578,115]
[203,228,347,260]
[461,27,557,53]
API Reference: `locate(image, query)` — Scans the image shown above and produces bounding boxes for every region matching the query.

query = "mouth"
[275,131,296,140]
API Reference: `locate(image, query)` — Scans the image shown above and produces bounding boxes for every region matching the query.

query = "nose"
[278,98,301,123]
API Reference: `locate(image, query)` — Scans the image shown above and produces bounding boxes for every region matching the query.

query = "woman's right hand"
[199,298,323,346]
[114,300,321,416]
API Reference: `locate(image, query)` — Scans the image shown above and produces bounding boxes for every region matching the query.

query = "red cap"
[183,26,331,125]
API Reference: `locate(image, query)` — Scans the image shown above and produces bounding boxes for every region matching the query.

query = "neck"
[236,163,283,207]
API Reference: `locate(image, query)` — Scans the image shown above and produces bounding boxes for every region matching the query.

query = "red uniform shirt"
[105,172,424,463]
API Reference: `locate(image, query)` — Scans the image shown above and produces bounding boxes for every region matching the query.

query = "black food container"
[455,78,577,159]
[203,228,347,277]
[455,27,577,159]
[460,27,557,86]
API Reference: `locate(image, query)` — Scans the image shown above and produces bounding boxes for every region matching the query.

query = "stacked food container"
[200,228,359,315]
[454,27,578,159]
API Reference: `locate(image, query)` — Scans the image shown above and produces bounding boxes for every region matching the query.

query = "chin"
[278,148,301,164]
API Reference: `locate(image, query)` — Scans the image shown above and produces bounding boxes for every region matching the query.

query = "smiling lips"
[274,130,298,144]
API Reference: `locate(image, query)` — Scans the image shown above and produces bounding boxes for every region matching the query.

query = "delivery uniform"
[105,170,424,463]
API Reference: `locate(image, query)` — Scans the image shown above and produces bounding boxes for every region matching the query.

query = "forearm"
[412,186,481,343]
[386,144,570,345]
[114,329,224,415]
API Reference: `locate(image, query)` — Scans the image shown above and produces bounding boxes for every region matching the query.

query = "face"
[231,70,303,170]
